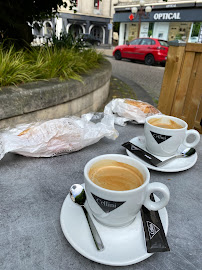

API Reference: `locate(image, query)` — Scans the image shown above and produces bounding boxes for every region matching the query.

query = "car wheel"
[145,54,155,65]
[96,41,101,46]
[114,50,122,60]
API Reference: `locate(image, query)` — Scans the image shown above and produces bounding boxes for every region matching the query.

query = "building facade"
[32,0,118,45]
[113,0,202,45]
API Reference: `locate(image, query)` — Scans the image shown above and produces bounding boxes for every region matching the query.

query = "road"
[106,56,165,105]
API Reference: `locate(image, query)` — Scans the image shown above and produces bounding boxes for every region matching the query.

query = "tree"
[0,0,169,46]
[0,0,77,46]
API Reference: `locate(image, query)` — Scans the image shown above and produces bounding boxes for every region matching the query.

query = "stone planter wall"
[0,60,111,129]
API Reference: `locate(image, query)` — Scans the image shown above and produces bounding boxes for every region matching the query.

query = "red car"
[113,38,169,66]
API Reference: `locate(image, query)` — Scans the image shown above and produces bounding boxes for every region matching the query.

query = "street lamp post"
[131,0,152,38]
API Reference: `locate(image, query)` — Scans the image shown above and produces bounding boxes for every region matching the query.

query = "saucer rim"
[127,136,198,172]
[60,188,168,266]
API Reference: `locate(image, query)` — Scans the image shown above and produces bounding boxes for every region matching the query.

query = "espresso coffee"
[148,117,183,129]
[88,160,144,191]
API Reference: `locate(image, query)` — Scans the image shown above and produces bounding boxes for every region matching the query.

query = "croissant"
[124,99,159,115]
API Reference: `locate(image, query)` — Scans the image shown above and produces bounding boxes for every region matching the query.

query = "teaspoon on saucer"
[123,142,196,168]
[156,148,196,167]
[70,184,104,251]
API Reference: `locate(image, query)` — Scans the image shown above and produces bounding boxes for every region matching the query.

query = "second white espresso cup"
[84,154,170,227]
[144,115,200,157]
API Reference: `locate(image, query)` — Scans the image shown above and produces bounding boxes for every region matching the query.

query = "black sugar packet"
[141,193,170,253]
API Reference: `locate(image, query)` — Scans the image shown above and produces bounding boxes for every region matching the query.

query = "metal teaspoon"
[70,184,104,251]
[157,148,196,167]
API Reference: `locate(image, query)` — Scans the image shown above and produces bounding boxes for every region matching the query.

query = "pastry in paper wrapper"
[104,98,161,126]
[0,114,118,160]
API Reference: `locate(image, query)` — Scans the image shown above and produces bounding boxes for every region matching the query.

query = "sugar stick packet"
[141,193,170,253]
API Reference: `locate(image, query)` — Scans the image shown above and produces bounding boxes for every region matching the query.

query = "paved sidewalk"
[97,47,114,57]
[99,76,138,111]
[97,47,156,110]
[97,47,139,111]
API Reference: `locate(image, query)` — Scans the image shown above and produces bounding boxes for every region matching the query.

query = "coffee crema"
[88,160,144,191]
[148,117,183,129]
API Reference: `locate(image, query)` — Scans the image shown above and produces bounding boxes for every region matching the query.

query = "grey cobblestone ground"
[99,76,138,111]
[97,47,165,107]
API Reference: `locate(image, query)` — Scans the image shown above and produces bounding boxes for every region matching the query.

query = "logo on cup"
[91,193,125,213]
[146,221,160,239]
[150,131,172,144]
[131,145,138,151]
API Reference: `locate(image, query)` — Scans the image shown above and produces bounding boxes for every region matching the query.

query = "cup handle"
[183,129,200,148]
[143,182,170,211]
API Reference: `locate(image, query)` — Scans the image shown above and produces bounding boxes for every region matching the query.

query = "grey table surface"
[0,123,201,270]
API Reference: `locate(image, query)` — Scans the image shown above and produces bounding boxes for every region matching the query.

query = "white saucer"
[60,188,168,266]
[126,136,198,172]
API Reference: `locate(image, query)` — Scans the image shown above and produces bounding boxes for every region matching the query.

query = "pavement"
[97,46,156,110]
[97,46,115,57]
[99,75,138,112]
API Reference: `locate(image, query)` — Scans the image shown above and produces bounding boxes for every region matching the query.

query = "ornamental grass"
[0,44,103,87]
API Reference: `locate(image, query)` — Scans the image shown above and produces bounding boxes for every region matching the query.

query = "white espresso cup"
[144,115,200,157]
[84,154,170,227]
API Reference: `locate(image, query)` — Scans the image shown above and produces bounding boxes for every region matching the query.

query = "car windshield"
[159,40,169,47]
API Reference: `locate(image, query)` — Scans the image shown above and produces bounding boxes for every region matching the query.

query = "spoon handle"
[156,154,182,167]
[82,206,104,251]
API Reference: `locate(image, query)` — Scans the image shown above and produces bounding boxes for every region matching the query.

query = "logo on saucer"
[150,131,171,144]
[146,221,160,239]
[91,193,125,213]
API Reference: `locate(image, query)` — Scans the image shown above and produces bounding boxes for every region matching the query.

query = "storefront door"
[153,22,169,41]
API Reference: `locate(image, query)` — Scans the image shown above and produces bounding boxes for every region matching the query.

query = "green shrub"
[50,32,86,50]
[0,44,104,87]
[0,45,36,86]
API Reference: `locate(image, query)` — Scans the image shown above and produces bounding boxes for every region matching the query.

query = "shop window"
[94,0,99,9]
[148,22,154,37]
[191,22,202,37]
[90,25,103,41]
[69,24,83,38]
